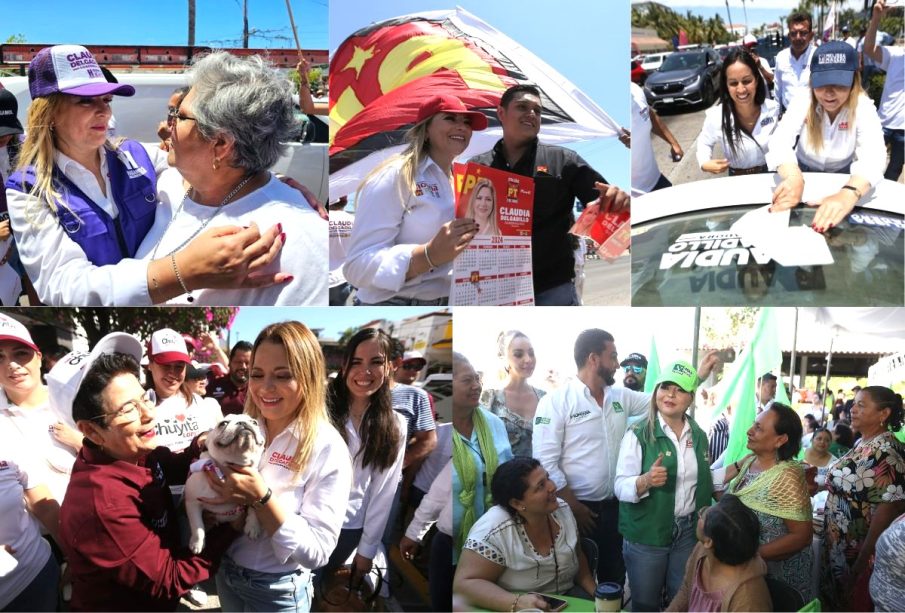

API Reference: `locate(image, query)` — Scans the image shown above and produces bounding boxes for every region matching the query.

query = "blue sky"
[228,306,441,343]
[330,0,631,191]
[2,0,327,49]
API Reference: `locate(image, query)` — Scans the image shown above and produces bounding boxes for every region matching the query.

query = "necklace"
[150,173,255,262]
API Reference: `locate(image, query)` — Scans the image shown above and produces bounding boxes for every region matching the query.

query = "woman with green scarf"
[452,352,513,567]
[728,402,813,601]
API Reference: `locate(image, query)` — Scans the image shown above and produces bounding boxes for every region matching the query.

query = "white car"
[417,373,452,423]
[0,73,328,202]
[641,51,672,73]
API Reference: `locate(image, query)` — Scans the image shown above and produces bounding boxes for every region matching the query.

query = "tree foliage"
[632,4,732,46]
[16,307,238,347]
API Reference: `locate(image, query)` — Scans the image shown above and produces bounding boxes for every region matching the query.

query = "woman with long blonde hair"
[466,178,501,236]
[205,321,353,612]
[343,94,487,305]
[5,45,287,306]
[767,40,886,233]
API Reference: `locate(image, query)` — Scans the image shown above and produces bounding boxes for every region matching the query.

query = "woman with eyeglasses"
[614,361,718,612]
[480,330,545,457]
[5,45,293,306]
[321,328,406,586]
[454,457,597,611]
[58,332,240,611]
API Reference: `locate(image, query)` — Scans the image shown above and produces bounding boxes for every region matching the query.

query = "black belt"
[728,164,768,176]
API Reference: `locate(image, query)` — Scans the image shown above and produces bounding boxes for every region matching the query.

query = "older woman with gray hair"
[134,51,326,305]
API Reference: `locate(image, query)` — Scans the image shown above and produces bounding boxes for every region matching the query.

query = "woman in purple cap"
[5,45,285,306]
[766,40,887,233]
[343,94,487,305]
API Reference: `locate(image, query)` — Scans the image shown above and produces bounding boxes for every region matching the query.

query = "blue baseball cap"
[810,41,858,89]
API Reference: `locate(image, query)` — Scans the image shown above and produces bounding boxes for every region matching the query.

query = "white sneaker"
[185,587,208,608]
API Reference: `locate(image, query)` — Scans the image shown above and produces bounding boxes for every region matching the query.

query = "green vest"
[618,416,714,547]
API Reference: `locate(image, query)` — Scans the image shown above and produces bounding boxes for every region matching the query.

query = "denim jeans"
[623,512,697,612]
[534,281,580,306]
[1,552,60,612]
[578,498,624,585]
[883,127,904,181]
[216,555,313,613]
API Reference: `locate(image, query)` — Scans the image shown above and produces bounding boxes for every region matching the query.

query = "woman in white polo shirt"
[323,328,405,586]
[767,40,886,233]
[0,313,80,504]
[343,94,486,305]
[697,48,780,176]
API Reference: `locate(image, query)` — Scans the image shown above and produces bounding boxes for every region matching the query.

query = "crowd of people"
[451,328,905,612]
[0,311,450,612]
[633,0,903,228]
[1,44,327,307]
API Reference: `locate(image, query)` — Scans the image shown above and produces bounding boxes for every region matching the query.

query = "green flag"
[645,336,660,394]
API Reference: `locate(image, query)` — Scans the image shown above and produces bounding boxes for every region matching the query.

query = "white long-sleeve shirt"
[343,156,454,303]
[878,46,904,130]
[765,94,886,188]
[631,82,661,196]
[695,99,780,170]
[228,420,353,575]
[6,144,168,306]
[774,45,817,110]
[405,460,452,542]
[614,414,720,517]
[341,411,407,560]
[532,378,650,501]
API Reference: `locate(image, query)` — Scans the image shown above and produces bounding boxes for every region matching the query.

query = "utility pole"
[188,0,196,47]
[724,0,734,36]
[243,0,250,49]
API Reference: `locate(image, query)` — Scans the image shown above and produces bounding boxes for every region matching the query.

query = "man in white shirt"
[864,0,904,181]
[774,11,817,112]
[629,83,684,197]
[756,372,777,413]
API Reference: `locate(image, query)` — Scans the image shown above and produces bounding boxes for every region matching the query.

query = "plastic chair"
[580,537,599,580]
[764,576,805,612]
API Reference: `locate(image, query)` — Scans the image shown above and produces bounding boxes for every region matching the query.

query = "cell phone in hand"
[540,594,568,611]
[716,348,736,363]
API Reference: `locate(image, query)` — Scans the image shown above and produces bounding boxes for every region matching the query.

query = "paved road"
[651,102,720,186]
[581,253,630,306]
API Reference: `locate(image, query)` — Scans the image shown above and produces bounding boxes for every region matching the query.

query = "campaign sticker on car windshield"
[660,231,770,270]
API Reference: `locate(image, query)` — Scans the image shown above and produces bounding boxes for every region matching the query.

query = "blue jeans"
[534,281,580,306]
[1,551,59,612]
[623,512,697,612]
[216,555,313,612]
[884,127,904,181]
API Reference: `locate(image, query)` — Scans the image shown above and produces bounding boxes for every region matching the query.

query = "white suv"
[1,73,328,202]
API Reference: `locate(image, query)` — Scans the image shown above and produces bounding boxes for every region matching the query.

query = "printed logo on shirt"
[612,401,624,413]
[535,416,551,426]
[536,165,548,174]
[639,107,650,122]
[839,122,849,130]
[760,116,774,127]
[569,410,591,421]
[686,438,694,448]
[415,181,440,198]
[119,149,149,179]
[268,451,294,470]
[155,413,202,440]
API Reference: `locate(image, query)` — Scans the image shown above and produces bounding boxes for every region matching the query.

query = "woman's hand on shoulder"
[277,175,328,220]
[180,222,290,290]
[702,159,730,174]
[427,218,479,265]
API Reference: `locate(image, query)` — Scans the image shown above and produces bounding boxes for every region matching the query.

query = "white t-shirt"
[630,83,662,196]
[152,392,223,453]
[228,420,353,575]
[328,208,355,288]
[136,168,328,305]
[464,501,580,594]
[340,411,406,560]
[0,435,53,610]
[0,389,77,503]
[765,93,886,187]
[6,143,169,306]
[878,46,904,130]
[696,99,780,170]
[343,156,455,303]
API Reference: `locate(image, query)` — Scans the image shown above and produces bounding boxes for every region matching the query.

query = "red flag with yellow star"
[329,8,620,198]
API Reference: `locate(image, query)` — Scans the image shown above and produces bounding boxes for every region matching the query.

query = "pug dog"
[184,414,266,554]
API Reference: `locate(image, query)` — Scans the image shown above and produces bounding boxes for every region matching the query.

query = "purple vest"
[6,140,157,266]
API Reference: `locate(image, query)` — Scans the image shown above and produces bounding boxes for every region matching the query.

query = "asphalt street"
[581,253,631,306]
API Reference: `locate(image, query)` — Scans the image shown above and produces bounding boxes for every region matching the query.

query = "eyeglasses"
[166,108,197,128]
[90,389,155,425]
[623,365,645,374]
[401,362,425,371]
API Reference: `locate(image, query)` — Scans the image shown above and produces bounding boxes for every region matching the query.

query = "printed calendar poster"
[451,163,535,306]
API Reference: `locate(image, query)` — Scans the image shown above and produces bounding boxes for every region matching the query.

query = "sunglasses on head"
[623,365,645,374]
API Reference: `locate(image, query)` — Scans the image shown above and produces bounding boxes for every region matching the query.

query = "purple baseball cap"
[28,45,135,100]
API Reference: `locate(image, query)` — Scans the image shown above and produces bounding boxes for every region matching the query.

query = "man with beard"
[533,329,719,585]
[619,352,648,392]
[205,341,252,416]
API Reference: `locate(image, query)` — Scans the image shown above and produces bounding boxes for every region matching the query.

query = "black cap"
[760,372,778,382]
[0,89,25,138]
[620,352,648,368]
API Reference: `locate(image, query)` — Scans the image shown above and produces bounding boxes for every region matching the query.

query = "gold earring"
[212,158,219,170]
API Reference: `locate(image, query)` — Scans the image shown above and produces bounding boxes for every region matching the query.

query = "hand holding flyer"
[451,163,535,305]
[570,196,630,262]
